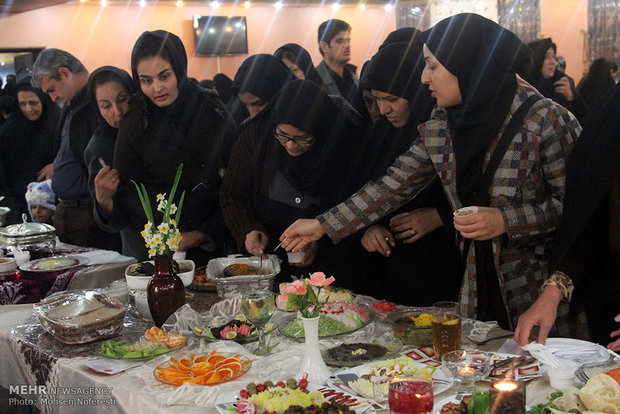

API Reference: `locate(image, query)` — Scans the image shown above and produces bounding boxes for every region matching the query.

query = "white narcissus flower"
[169,204,177,214]
[156,193,166,201]
[157,200,167,212]
[145,221,153,231]
[157,222,169,233]
[166,238,178,250]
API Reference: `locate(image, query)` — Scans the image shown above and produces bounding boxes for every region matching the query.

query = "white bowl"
[0,257,17,273]
[125,259,195,290]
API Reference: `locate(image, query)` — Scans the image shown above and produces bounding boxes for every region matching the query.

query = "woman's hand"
[608,314,620,351]
[390,208,442,243]
[281,219,326,252]
[37,163,54,181]
[361,225,395,257]
[178,230,206,251]
[454,206,506,240]
[245,230,268,257]
[291,241,318,267]
[514,285,563,345]
[553,76,574,101]
[94,166,119,214]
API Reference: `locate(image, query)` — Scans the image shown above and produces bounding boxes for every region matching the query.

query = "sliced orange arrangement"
[144,326,186,348]
[154,351,252,386]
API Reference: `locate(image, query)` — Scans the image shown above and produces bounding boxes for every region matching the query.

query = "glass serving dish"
[388,307,433,346]
[153,352,252,386]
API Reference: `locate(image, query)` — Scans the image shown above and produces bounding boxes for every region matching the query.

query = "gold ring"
[410,229,417,235]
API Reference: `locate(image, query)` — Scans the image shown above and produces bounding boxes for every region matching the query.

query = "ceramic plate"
[278,302,372,341]
[20,255,87,272]
[322,337,403,367]
[153,352,252,386]
[214,382,376,413]
[326,355,452,400]
[575,359,620,384]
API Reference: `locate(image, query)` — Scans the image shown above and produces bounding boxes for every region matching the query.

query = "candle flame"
[494,380,518,391]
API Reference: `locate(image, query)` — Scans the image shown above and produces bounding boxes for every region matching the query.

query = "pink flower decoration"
[220,325,235,339]
[238,324,252,337]
[309,272,335,287]
[278,293,289,303]
[283,280,307,295]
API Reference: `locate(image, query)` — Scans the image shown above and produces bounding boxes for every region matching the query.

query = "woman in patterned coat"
[279,14,584,335]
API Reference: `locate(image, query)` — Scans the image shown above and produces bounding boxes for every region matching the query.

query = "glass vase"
[147,254,185,327]
[297,314,331,385]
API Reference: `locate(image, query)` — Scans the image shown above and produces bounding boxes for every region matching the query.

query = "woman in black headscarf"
[113,30,237,264]
[576,57,618,122]
[82,66,135,255]
[0,78,59,225]
[274,43,325,88]
[521,38,588,123]
[282,14,584,335]
[350,41,461,305]
[220,79,363,282]
[231,54,293,122]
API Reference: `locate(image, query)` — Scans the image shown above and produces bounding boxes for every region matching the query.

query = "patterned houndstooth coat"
[318,78,585,335]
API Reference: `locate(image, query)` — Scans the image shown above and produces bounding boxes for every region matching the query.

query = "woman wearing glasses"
[220,79,363,281]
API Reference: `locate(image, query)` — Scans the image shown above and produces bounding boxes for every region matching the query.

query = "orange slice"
[144,326,161,340]
[177,358,192,371]
[193,355,207,364]
[165,334,186,348]
[204,370,221,384]
[207,354,227,365]
[216,367,234,380]
[183,374,207,385]
[191,361,215,375]
[216,361,243,375]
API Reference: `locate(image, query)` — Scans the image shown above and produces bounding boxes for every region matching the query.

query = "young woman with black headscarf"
[521,38,588,123]
[281,14,584,336]
[0,78,59,225]
[83,66,135,255]
[576,57,618,123]
[220,79,363,283]
[348,40,462,306]
[113,30,237,264]
[274,43,325,88]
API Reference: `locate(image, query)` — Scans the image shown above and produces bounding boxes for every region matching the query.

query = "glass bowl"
[441,349,491,394]
[388,307,433,346]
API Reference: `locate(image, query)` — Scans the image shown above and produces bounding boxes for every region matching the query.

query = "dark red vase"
[147,254,185,327]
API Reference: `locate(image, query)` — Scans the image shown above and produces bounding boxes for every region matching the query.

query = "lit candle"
[489,379,525,414]
[459,365,475,376]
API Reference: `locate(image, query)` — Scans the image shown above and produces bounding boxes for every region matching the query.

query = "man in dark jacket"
[32,48,120,250]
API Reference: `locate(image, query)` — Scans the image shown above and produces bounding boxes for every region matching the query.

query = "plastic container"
[388,307,434,346]
[207,255,280,299]
[547,361,579,389]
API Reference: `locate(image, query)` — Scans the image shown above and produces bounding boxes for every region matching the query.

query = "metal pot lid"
[0,214,55,238]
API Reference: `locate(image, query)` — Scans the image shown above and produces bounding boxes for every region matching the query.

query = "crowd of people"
[1,13,619,350]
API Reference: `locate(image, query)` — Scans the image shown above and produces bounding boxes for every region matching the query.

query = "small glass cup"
[442,349,491,394]
[241,290,275,355]
[388,376,433,414]
[432,301,462,359]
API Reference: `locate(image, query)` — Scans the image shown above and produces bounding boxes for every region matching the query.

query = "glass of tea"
[432,301,461,359]
[388,376,433,414]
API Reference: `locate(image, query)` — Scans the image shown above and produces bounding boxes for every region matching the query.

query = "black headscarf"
[424,13,531,205]
[87,66,135,134]
[274,43,325,88]
[272,79,335,194]
[379,27,423,50]
[131,30,201,134]
[361,41,433,129]
[232,54,293,103]
[521,38,557,98]
[10,78,58,139]
[577,58,618,110]
[212,73,233,104]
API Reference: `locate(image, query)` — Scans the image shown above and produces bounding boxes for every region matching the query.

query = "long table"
[0,291,557,414]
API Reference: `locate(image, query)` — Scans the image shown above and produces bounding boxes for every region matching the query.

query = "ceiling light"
[139,0,146,6]
[100,0,107,6]
[176,0,183,7]
[359,3,366,10]
[243,1,251,7]
[331,2,340,10]
[383,3,392,11]
[210,1,220,8]
[274,1,283,9]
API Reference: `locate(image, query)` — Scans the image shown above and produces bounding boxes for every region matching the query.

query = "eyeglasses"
[273,127,315,147]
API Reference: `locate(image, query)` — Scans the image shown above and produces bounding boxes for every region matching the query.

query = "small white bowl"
[125,259,195,290]
[0,257,17,273]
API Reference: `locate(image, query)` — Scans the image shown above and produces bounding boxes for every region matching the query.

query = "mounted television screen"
[193,16,248,56]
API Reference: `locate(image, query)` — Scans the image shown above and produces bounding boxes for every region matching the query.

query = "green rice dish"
[282,314,350,338]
